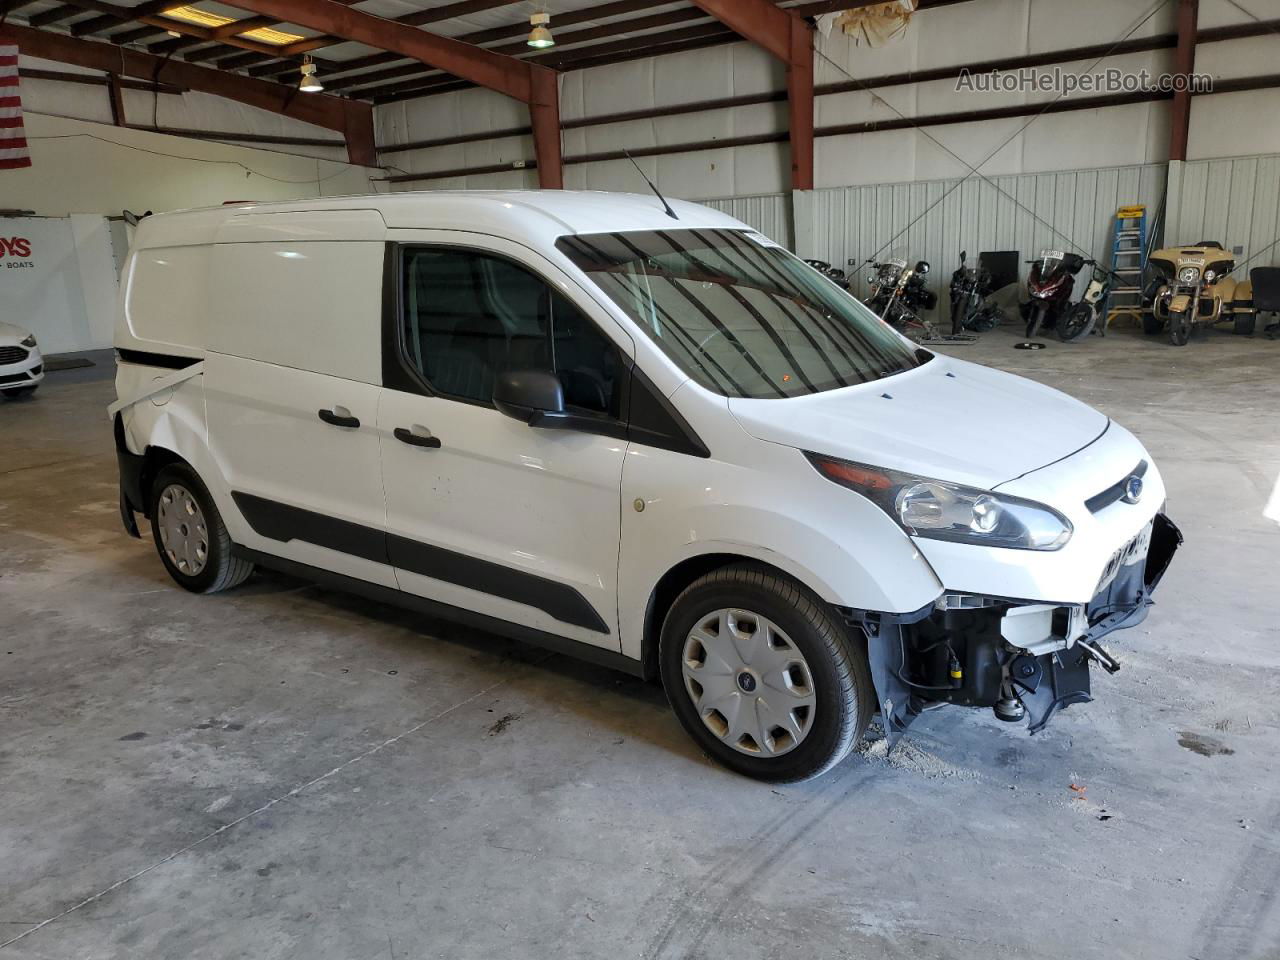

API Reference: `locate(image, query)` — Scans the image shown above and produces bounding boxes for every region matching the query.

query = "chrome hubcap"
[157,483,209,576]
[681,608,817,757]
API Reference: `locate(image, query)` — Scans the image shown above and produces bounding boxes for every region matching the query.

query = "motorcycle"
[1144,241,1256,346]
[862,256,938,331]
[949,250,1005,335]
[803,259,851,291]
[1021,249,1087,339]
[1055,262,1117,343]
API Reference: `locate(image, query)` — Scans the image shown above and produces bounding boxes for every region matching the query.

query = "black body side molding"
[232,546,641,677]
[230,491,611,634]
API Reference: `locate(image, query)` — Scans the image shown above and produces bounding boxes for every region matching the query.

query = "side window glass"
[401,248,622,417]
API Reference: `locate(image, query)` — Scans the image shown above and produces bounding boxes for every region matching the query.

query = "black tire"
[1233,311,1256,336]
[1057,303,1097,343]
[2,385,37,399]
[1142,311,1164,335]
[659,563,874,783]
[149,462,254,594]
[1169,308,1192,346]
[1025,302,1047,339]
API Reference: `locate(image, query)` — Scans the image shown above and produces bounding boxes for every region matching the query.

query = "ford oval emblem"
[1122,475,1144,504]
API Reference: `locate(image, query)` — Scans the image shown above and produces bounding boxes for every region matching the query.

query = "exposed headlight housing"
[1178,266,1201,283]
[806,453,1073,551]
[20,334,36,348]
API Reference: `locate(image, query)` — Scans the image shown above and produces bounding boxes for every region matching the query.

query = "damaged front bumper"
[848,513,1182,746]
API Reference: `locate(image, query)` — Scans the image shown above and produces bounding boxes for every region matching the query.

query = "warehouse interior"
[2,1,1279,957]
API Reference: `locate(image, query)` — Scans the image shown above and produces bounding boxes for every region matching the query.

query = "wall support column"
[1169,0,1198,161]
[530,66,562,189]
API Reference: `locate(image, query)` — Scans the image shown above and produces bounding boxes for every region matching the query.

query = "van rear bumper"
[113,414,146,538]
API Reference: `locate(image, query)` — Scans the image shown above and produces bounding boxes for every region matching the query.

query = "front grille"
[0,345,29,365]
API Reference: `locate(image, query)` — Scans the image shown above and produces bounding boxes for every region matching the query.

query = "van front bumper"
[850,513,1182,743]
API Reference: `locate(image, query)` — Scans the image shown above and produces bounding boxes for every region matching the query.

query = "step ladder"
[1104,204,1149,333]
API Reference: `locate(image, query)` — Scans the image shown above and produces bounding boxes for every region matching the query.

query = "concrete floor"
[2,326,1278,960]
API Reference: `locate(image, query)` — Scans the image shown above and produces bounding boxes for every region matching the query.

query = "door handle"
[394,426,442,449]
[318,407,360,428]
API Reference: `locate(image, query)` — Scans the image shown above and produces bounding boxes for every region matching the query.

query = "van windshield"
[557,229,928,399]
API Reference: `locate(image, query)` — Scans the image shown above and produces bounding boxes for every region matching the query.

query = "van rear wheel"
[149,463,254,594]
[659,564,874,782]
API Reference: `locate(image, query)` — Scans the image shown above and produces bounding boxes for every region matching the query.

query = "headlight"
[20,334,36,348]
[1203,268,1217,283]
[806,453,1073,551]
[1178,266,1200,283]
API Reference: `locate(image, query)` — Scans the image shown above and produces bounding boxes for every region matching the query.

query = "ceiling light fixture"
[299,56,323,93]
[161,5,305,45]
[527,11,554,49]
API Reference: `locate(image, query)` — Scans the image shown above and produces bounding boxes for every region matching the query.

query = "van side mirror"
[493,370,565,425]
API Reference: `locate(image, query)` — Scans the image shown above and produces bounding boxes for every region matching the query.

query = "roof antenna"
[624,149,678,220]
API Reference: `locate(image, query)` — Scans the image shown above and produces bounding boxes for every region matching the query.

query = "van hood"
[727,357,1109,490]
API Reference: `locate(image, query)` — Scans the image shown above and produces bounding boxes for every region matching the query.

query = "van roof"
[130,190,751,250]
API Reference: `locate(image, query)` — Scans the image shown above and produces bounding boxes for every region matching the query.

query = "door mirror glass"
[493,369,565,424]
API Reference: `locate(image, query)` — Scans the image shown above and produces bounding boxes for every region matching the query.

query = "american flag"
[0,40,31,170]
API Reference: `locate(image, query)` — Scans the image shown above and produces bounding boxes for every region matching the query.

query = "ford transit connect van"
[111,192,1179,782]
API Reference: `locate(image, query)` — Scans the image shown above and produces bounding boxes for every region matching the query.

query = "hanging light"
[299,56,323,93]
[527,11,554,49]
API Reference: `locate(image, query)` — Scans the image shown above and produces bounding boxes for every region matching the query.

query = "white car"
[111,192,1180,782]
[0,321,44,398]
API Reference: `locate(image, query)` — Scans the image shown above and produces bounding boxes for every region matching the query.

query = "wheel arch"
[640,552,836,683]
[116,413,190,520]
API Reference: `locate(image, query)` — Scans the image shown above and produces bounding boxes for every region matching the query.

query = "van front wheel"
[149,463,254,594]
[659,564,874,782]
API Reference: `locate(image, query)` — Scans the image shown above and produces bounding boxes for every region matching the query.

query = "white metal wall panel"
[795,161,1168,317]
[1172,154,1280,276]
[696,193,794,249]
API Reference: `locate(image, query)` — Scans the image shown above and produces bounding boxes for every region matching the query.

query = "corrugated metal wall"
[793,162,1169,315]
[696,192,794,250]
[1170,154,1280,276]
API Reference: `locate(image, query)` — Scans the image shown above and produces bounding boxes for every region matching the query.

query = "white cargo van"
[111,192,1179,781]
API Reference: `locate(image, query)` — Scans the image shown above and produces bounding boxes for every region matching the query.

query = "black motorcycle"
[803,259,850,291]
[862,257,937,330]
[949,250,1005,335]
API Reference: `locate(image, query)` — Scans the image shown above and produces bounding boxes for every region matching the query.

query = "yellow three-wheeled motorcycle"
[1144,241,1256,345]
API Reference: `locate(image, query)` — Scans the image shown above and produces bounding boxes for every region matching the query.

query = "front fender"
[617,439,944,662]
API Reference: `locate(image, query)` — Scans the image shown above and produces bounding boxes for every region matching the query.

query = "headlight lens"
[1203,268,1217,283]
[1178,266,1200,283]
[806,453,1073,551]
[20,334,36,348]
